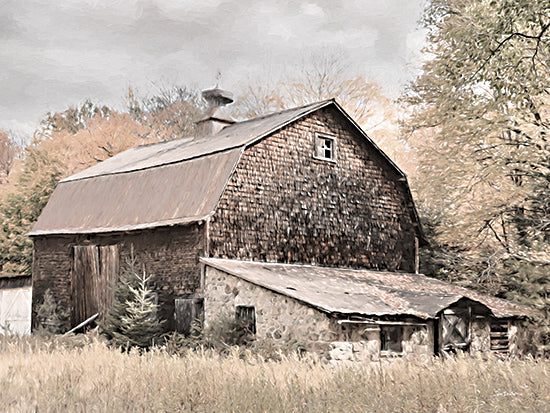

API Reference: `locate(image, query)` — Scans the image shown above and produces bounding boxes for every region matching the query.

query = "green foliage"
[506,261,550,344]
[40,100,111,135]
[101,254,165,349]
[35,289,69,334]
[0,86,201,279]
[0,145,65,277]
[404,0,550,315]
[125,85,204,141]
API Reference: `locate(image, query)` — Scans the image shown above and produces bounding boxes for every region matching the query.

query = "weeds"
[0,334,548,412]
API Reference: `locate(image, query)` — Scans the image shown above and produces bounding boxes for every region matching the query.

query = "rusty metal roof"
[29,149,242,235]
[201,258,531,319]
[30,98,423,237]
[64,100,331,183]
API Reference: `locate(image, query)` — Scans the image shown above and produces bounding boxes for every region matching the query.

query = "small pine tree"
[100,254,165,349]
[36,289,69,334]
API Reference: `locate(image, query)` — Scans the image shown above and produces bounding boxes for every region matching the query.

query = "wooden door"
[440,309,470,351]
[71,245,119,327]
[174,297,204,335]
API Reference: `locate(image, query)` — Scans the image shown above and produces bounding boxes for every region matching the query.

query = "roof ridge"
[232,99,333,124]
[62,99,335,182]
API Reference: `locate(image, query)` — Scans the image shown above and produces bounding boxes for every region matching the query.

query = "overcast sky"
[0,0,427,137]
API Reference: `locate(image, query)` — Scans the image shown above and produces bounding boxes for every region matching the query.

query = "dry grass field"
[0,334,548,412]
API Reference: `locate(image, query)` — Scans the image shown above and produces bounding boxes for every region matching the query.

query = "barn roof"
[62,100,331,182]
[29,149,242,235]
[29,99,421,237]
[201,258,531,319]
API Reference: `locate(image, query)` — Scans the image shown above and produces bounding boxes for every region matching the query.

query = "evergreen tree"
[101,254,165,349]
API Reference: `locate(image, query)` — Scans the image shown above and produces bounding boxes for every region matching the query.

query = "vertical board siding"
[0,286,32,335]
[72,245,100,326]
[209,107,417,272]
[98,245,119,318]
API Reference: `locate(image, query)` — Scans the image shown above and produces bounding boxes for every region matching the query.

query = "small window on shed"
[380,325,403,353]
[315,134,336,161]
[490,321,509,352]
[235,305,256,335]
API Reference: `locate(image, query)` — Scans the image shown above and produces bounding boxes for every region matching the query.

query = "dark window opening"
[315,135,335,161]
[380,325,403,353]
[236,305,256,335]
[490,322,509,352]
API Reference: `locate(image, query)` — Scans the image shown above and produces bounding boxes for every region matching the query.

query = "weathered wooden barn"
[30,89,529,358]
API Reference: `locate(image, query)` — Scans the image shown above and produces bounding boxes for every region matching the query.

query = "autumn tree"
[402,0,550,329]
[0,130,19,184]
[232,56,417,175]
[126,85,204,142]
[0,86,204,278]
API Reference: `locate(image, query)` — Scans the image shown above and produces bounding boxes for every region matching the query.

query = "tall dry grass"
[0,333,548,412]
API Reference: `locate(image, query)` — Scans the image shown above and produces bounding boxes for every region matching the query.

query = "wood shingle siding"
[209,107,417,272]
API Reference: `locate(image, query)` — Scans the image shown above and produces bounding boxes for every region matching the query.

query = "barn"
[0,275,32,336]
[29,89,530,358]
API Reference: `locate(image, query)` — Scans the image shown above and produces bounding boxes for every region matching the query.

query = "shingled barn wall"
[209,107,417,272]
[32,223,206,331]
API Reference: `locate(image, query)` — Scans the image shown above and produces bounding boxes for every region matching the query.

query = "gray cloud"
[0,0,426,136]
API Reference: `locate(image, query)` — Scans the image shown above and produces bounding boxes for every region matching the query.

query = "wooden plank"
[98,245,119,318]
[72,245,100,326]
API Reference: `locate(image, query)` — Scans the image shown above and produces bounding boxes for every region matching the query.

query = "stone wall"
[32,223,206,331]
[204,266,337,354]
[209,106,418,272]
[470,318,522,356]
[204,266,435,360]
[330,322,434,362]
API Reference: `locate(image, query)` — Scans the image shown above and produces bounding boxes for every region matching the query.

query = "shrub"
[35,289,69,334]
[100,254,165,349]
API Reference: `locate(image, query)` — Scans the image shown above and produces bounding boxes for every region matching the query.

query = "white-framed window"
[315,134,336,161]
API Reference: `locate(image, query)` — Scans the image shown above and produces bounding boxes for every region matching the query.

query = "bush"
[35,289,69,334]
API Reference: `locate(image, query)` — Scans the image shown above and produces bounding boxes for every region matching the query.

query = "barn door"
[97,245,120,317]
[440,309,470,351]
[72,245,119,327]
[0,287,32,335]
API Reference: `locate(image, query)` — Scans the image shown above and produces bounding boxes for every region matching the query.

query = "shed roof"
[201,258,530,319]
[30,99,422,237]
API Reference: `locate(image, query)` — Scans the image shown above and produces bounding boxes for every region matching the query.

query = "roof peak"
[62,99,335,183]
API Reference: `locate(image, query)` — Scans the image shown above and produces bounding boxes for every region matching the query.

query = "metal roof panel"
[29,149,242,236]
[201,258,531,319]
